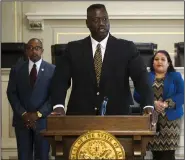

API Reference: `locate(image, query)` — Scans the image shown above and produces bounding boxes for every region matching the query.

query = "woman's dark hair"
[150,50,176,72]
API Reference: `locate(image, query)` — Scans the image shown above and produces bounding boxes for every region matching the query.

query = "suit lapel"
[21,61,32,90]
[34,60,46,88]
[99,35,115,87]
[149,72,155,83]
[83,36,97,87]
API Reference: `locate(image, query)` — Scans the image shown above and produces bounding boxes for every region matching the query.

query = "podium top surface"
[41,115,156,136]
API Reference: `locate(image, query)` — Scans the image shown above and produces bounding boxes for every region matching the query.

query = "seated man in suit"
[7,38,55,160]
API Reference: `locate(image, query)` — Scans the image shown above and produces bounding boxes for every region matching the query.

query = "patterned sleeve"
[165,98,176,109]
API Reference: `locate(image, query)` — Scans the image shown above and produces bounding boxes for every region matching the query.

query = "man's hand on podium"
[51,107,65,115]
[143,107,153,115]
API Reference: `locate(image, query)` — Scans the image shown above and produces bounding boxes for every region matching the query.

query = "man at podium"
[50,4,154,116]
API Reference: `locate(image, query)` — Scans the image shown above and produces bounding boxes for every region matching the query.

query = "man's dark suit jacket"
[7,60,55,129]
[51,35,154,115]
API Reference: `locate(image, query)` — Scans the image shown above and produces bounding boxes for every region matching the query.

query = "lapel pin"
[41,68,44,71]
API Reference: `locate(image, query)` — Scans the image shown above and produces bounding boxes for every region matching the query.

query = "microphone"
[100,97,108,116]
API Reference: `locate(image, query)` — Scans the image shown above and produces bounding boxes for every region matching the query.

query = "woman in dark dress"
[134,50,184,160]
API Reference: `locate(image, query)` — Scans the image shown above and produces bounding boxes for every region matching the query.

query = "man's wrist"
[143,106,154,110]
[53,104,64,110]
[143,106,154,115]
[22,112,27,116]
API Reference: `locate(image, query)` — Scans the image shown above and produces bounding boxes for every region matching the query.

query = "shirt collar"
[29,58,42,67]
[90,33,109,49]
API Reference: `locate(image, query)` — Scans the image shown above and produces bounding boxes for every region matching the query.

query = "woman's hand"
[163,101,168,108]
[154,101,166,113]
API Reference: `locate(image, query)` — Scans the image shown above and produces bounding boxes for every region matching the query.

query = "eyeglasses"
[26,46,42,51]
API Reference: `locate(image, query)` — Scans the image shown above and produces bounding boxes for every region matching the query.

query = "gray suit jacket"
[7,60,55,129]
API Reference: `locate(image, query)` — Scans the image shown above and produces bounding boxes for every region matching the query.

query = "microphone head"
[104,96,108,102]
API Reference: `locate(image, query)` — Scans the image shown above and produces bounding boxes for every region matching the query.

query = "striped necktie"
[94,44,102,87]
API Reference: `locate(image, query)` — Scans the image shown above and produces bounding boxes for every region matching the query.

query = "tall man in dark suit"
[7,38,55,160]
[51,4,154,115]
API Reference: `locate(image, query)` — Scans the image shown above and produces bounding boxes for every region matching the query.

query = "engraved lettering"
[69,130,125,159]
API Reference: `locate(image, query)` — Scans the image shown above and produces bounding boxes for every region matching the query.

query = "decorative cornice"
[25,11,183,21]
[25,11,183,30]
[29,20,44,30]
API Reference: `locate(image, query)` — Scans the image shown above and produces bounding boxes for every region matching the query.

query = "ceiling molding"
[25,11,183,30]
[26,11,183,20]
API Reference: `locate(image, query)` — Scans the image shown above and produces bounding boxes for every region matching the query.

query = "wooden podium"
[41,115,156,160]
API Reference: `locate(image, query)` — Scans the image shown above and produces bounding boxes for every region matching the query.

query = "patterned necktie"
[94,44,102,87]
[30,63,37,87]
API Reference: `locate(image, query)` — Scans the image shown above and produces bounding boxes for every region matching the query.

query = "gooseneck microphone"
[100,97,108,116]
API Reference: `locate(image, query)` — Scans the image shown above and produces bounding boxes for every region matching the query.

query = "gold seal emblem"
[69,130,125,159]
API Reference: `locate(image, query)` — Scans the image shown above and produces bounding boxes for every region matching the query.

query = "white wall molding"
[26,11,183,21]
[25,10,183,30]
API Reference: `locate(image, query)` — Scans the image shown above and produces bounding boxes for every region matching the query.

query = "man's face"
[86,8,110,42]
[26,40,43,62]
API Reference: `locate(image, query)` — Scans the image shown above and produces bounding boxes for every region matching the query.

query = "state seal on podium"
[69,130,125,159]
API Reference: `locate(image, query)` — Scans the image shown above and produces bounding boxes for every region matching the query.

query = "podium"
[41,115,156,160]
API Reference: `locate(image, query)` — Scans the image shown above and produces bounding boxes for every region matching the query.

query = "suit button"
[97,92,100,95]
